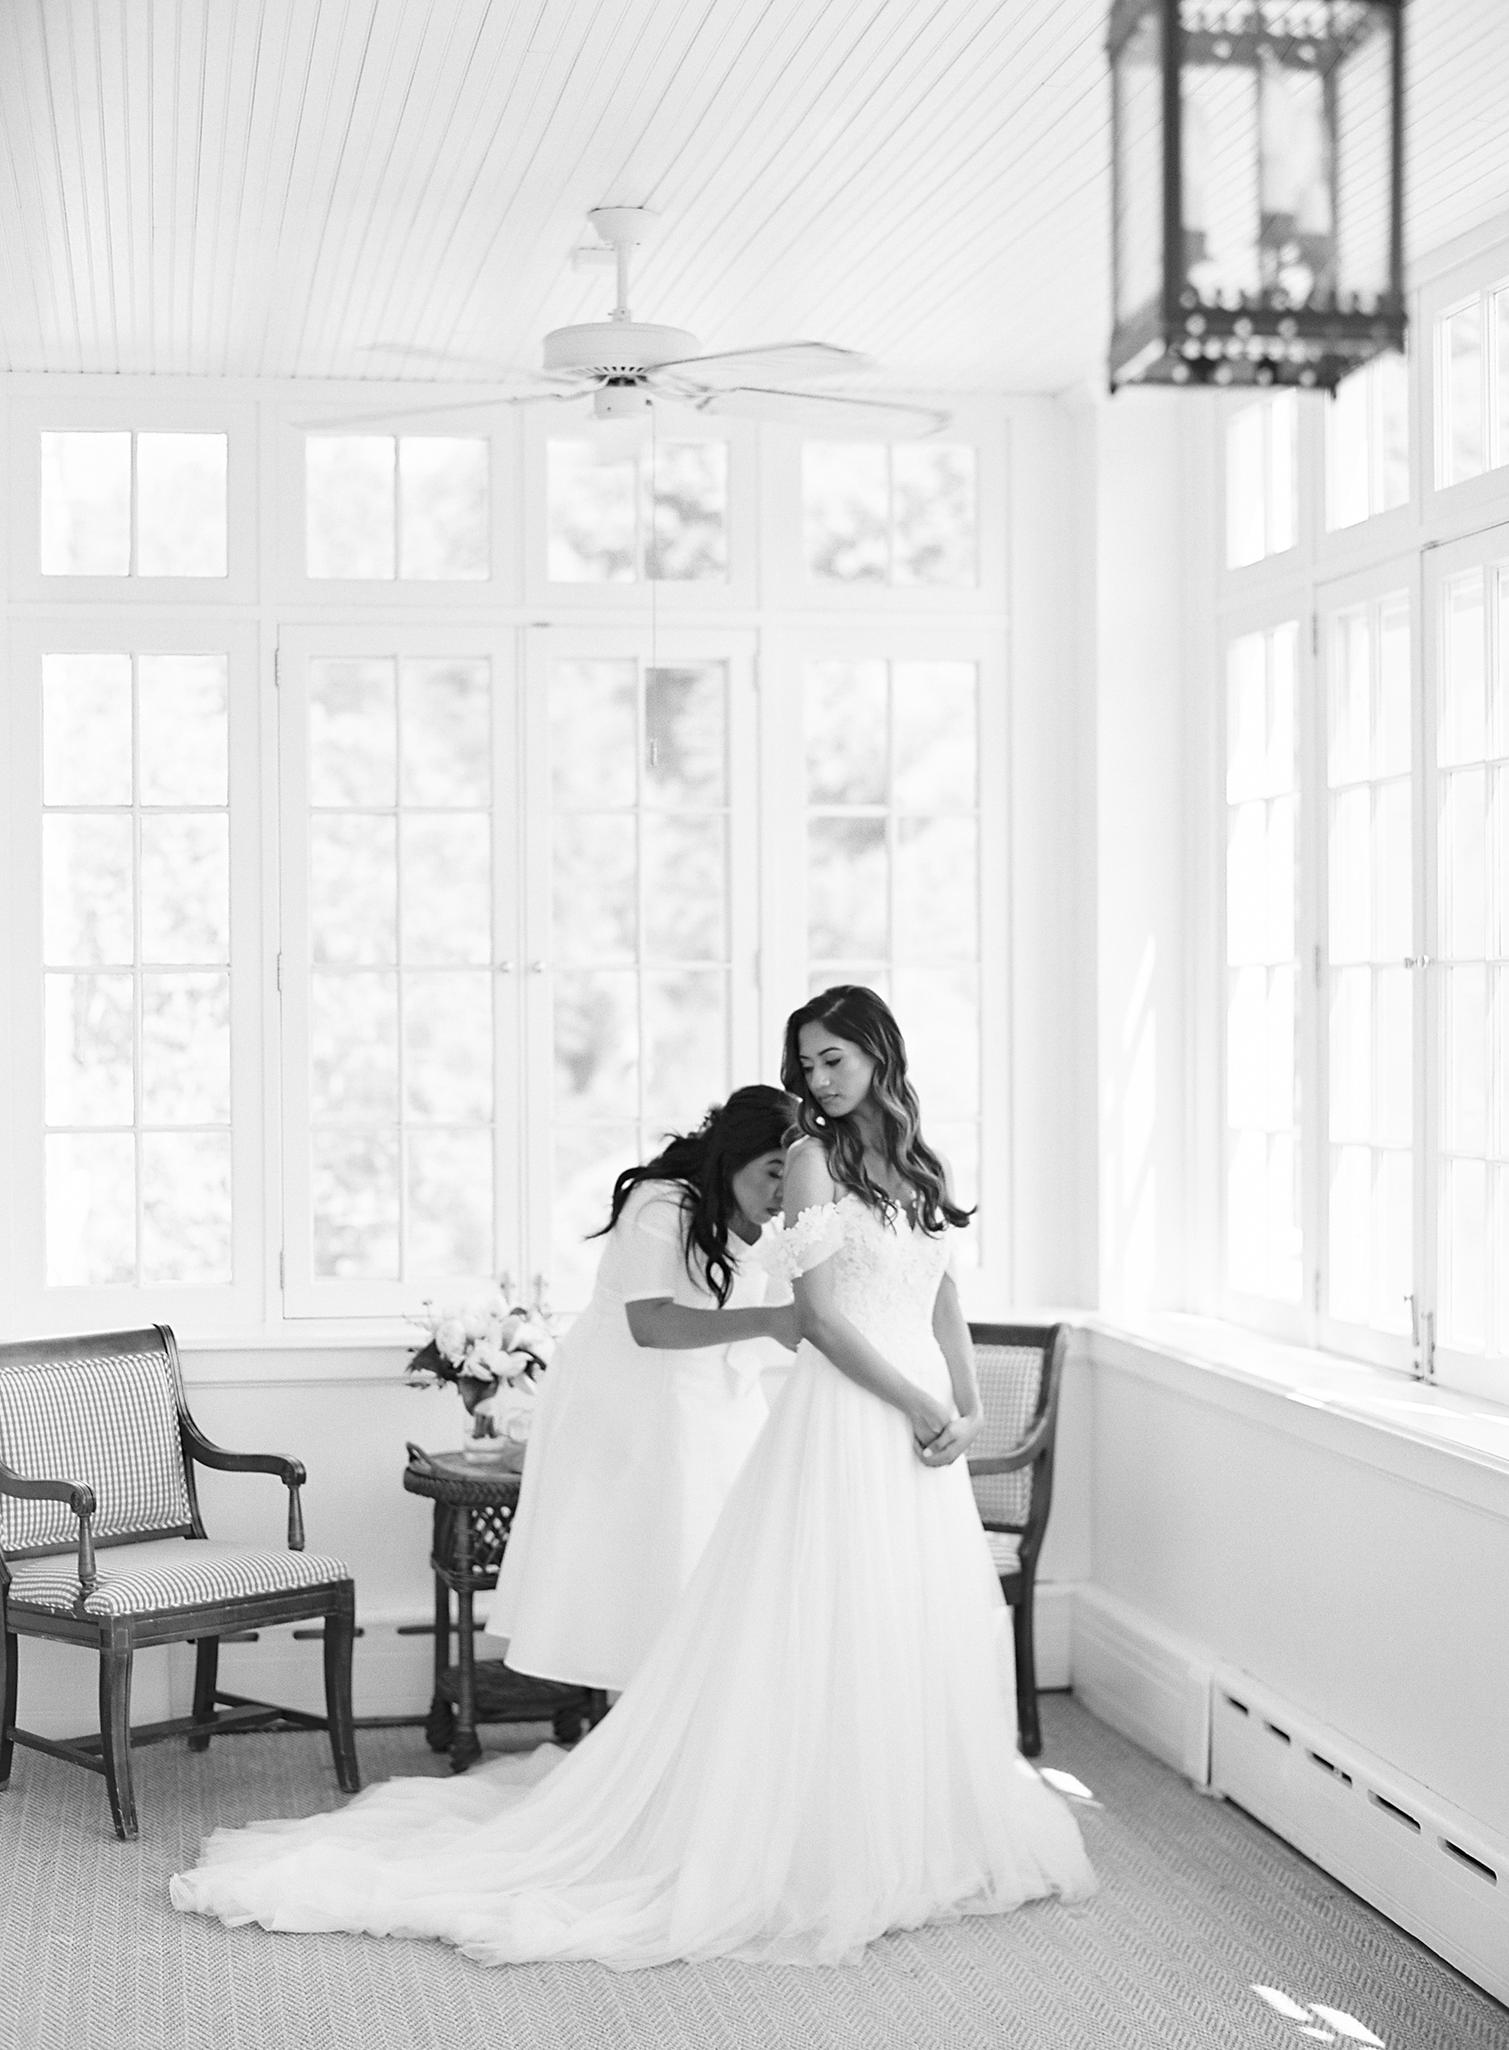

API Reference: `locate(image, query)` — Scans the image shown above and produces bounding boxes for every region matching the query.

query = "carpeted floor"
[1,1695,1504,2050]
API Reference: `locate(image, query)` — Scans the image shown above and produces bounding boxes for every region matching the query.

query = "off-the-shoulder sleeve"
[751,1202,845,1281]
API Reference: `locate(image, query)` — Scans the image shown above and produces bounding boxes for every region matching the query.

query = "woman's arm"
[785,1142,952,1450]
[625,1299,797,1351]
[915,1270,982,1467]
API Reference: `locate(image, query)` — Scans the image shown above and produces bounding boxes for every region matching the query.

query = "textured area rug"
[0,1696,1504,2050]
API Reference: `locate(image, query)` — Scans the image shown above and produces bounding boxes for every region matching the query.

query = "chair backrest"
[0,1327,195,1558]
[967,1322,1067,1547]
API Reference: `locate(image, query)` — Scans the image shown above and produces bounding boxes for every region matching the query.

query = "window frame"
[8,394,258,605]
[4,613,267,1336]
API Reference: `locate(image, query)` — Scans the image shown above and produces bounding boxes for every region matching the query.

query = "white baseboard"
[1211,1669,1509,2011]
[1070,1585,1213,1784]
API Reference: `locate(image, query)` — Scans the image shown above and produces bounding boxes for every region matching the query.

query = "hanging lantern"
[1108,0,1405,392]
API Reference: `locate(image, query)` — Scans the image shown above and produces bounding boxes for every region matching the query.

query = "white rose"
[510,1316,555,1363]
[435,1317,468,1365]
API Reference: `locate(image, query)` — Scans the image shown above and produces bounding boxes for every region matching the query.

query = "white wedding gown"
[171,1197,1095,1967]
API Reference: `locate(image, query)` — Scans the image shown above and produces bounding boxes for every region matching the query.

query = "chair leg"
[1012,1589,1042,1759]
[99,1628,139,1840]
[0,1624,17,1789]
[189,1638,219,1752]
[323,1590,361,1794]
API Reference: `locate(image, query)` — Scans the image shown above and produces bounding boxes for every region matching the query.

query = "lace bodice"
[758,1196,951,1356]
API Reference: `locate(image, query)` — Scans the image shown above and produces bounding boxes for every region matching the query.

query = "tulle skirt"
[171,1336,1095,1968]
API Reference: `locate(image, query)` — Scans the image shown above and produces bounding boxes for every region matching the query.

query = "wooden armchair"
[967,1321,1069,1759]
[0,1325,359,1839]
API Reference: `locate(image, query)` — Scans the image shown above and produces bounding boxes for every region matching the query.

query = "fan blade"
[293,386,587,431]
[689,385,950,436]
[652,341,873,387]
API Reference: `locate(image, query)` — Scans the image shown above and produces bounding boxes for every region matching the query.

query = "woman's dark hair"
[779,984,971,1235]
[594,1084,798,1306]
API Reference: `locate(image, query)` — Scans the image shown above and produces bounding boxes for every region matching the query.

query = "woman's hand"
[915,1406,983,1468]
[762,1304,800,1351]
[908,1391,954,1460]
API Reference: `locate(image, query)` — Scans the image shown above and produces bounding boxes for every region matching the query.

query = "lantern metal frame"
[1107,0,1405,393]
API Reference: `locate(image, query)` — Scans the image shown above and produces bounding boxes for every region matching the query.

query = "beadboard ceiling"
[0,0,1506,398]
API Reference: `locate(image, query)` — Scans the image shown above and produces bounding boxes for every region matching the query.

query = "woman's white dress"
[171,1197,1095,1968]
[487,1181,778,1690]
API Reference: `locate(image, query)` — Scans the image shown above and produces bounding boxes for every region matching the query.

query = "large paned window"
[1215,241,1509,1394]
[2,400,1009,1339]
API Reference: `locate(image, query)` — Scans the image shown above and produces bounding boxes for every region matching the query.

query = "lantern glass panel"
[1113,6,1164,326]
[1183,60,1260,305]
[1333,13,1395,304]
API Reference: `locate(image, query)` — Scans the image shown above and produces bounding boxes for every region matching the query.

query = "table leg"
[423,1506,455,1751]
[450,1506,482,1773]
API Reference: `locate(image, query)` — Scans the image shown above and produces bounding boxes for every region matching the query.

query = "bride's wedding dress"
[171,1197,1095,1967]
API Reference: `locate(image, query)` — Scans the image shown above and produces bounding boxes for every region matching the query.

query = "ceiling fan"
[326,207,948,436]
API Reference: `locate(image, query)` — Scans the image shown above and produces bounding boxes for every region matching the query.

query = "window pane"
[1440,768,1486,961]
[553,971,637,1120]
[141,972,231,1123]
[403,974,493,1123]
[550,661,636,807]
[136,433,228,576]
[552,1124,636,1307]
[1226,404,1265,567]
[806,660,887,803]
[138,655,229,806]
[894,662,976,810]
[140,814,229,963]
[804,444,888,582]
[45,973,134,1125]
[1326,367,1369,530]
[407,1128,493,1274]
[40,432,130,575]
[643,814,725,961]
[43,653,133,805]
[896,817,977,959]
[1441,303,1486,487]
[809,816,887,957]
[645,665,726,806]
[554,815,637,963]
[312,1130,400,1278]
[398,438,489,580]
[643,970,727,1131]
[1442,964,1488,1156]
[400,659,490,808]
[306,437,396,578]
[1439,1156,1486,1348]
[893,444,977,586]
[43,814,134,964]
[548,442,636,582]
[309,658,397,806]
[1440,573,1486,766]
[646,441,728,582]
[141,1132,232,1283]
[892,964,979,1121]
[46,1132,136,1284]
[402,815,491,966]
[310,971,399,1121]
[309,815,397,966]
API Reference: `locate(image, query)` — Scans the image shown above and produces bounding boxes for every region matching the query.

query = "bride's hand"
[917,1408,983,1468]
[908,1392,954,1460]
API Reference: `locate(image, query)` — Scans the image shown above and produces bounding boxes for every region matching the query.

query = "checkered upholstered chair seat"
[0,1325,360,1839]
[7,1539,353,1618]
[967,1322,1070,1759]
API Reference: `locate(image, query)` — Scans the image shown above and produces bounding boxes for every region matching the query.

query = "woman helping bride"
[171,986,1095,1968]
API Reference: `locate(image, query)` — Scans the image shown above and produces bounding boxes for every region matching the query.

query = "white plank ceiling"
[0,0,1505,398]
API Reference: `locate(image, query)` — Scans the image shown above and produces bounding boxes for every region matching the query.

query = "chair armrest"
[181,1422,307,1551]
[0,1459,99,1595]
[967,1411,1054,1478]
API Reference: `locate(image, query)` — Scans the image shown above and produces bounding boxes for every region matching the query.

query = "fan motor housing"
[543,320,699,376]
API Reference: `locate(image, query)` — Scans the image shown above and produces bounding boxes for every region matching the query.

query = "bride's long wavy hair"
[592,1084,798,1306]
[779,985,972,1236]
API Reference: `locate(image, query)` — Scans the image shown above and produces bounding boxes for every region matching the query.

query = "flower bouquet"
[406,1282,556,1466]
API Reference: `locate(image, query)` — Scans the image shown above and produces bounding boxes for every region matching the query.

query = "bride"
[172,986,1095,1967]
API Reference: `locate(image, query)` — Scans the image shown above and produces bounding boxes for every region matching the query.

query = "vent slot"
[1223,1694,1250,1716]
[1369,1790,1422,1833]
[1442,1840,1498,1885]
[1308,1749,1353,1786]
[1264,1720,1292,1745]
